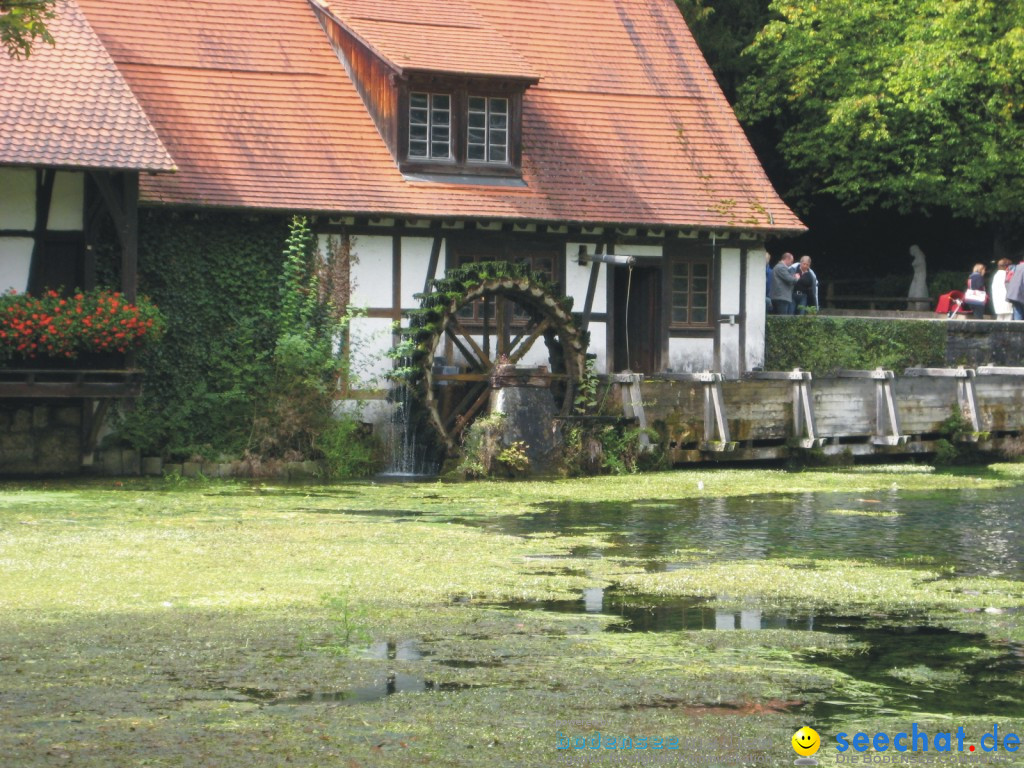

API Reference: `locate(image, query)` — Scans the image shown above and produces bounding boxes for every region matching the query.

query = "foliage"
[933,404,988,467]
[308,592,371,655]
[674,0,770,103]
[113,210,288,458]
[0,0,54,59]
[455,412,512,479]
[0,288,164,362]
[739,0,1024,224]
[249,216,359,461]
[316,415,381,479]
[765,315,946,373]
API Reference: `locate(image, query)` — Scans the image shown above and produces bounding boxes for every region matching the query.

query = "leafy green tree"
[739,0,1024,227]
[1,0,54,59]
[675,0,771,103]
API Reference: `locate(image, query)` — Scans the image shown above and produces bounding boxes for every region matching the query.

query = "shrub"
[766,315,946,374]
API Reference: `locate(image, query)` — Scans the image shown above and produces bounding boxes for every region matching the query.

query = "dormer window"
[399,81,525,178]
[310,1,538,183]
[467,96,508,164]
[408,92,451,160]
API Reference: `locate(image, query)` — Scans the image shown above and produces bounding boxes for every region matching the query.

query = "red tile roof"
[0,0,174,172]
[75,0,802,232]
[322,0,537,79]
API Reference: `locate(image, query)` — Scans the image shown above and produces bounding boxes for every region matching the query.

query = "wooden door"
[613,266,662,373]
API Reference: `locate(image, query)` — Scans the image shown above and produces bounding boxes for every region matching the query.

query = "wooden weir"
[610,366,1024,465]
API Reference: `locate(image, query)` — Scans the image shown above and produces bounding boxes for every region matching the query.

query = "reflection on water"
[484,486,1024,578]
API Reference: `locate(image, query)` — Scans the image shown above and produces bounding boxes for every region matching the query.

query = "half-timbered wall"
[316,220,768,391]
[0,167,85,294]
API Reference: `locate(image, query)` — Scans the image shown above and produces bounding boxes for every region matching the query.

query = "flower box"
[0,289,165,367]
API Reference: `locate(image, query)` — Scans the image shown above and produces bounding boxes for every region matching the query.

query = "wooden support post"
[693,372,733,452]
[615,372,652,452]
[905,367,980,433]
[579,245,604,335]
[788,369,823,448]
[836,369,907,446]
[422,235,444,295]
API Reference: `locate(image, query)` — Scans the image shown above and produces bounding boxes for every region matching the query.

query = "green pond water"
[471,486,1024,724]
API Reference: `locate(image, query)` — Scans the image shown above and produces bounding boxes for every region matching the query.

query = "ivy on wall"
[765,316,947,374]
[115,210,289,458]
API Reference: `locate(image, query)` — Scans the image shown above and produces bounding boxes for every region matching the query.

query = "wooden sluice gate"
[608,367,1024,464]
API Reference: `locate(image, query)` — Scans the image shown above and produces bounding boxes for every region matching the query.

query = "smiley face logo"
[792,726,820,757]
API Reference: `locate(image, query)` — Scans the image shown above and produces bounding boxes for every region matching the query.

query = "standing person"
[1006,257,1024,320]
[770,252,798,315]
[992,258,1013,321]
[793,255,819,314]
[964,263,987,319]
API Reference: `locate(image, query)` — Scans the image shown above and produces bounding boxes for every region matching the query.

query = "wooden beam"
[27,169,56,293]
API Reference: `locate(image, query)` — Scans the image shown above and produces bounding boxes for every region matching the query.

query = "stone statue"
[908,244,929,309]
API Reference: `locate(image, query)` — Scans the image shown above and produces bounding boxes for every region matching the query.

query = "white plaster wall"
[0,238,33,293]
[588,322,607,373]
[718,322,741,379]
[349,234,393,308]
[719,247,742,316]
[0,168,35,230]
[47,172,84,231]
[745,248,767,371]
[564,243,607,314]
[400,236,443,308]
[668,337,715,373]
[348,315,395,387]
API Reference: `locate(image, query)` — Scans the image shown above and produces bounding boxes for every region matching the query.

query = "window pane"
[410,92,428,109]
[692,294,707,308]
[409,142,427,158]
[693,278,708,292]
[490,97,508,115]
[673,277,688,292]
[468,111,485,128]
[468,96,486,111]
[489,113,507,131]
[468,127,485,144]
[693,263,709,277]
[431,141,449,158]
[692,308,707,323]
[489,145,507,163]
[468,144,485,161]
[410,124,428,141]
[432,94,450,110]
[672,307,688,324]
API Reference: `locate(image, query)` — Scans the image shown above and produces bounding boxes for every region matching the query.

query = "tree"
[738,0,1024,228]
[675,0,771,104]
[1,0,54,59]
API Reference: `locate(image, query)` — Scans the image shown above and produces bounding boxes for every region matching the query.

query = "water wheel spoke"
[508,318,552,364]
[444,381,490,431]
[452,384,493,437]
[447,318,493,371]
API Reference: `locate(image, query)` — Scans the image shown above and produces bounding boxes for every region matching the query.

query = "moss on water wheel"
[402,262,586,455]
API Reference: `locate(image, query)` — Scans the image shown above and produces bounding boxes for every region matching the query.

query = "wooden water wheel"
[403,262,586,455]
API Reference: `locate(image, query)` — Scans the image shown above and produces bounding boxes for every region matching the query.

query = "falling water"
[379,381,439,479]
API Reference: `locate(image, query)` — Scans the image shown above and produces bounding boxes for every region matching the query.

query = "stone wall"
[0,403,83,475]
[945,320,1024,367]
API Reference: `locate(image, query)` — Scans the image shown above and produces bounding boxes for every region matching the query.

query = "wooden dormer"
[309,0,538,181]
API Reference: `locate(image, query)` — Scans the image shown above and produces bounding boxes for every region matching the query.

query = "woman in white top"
[992,258,1013,320]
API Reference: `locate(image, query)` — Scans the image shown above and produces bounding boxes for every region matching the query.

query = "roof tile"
[74,0,801,231]
[0,0,175,172]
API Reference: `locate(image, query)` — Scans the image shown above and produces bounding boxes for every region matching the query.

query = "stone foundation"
[0,403,83,475]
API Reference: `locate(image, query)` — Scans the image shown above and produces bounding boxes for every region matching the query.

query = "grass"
[1,464,1023,766]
